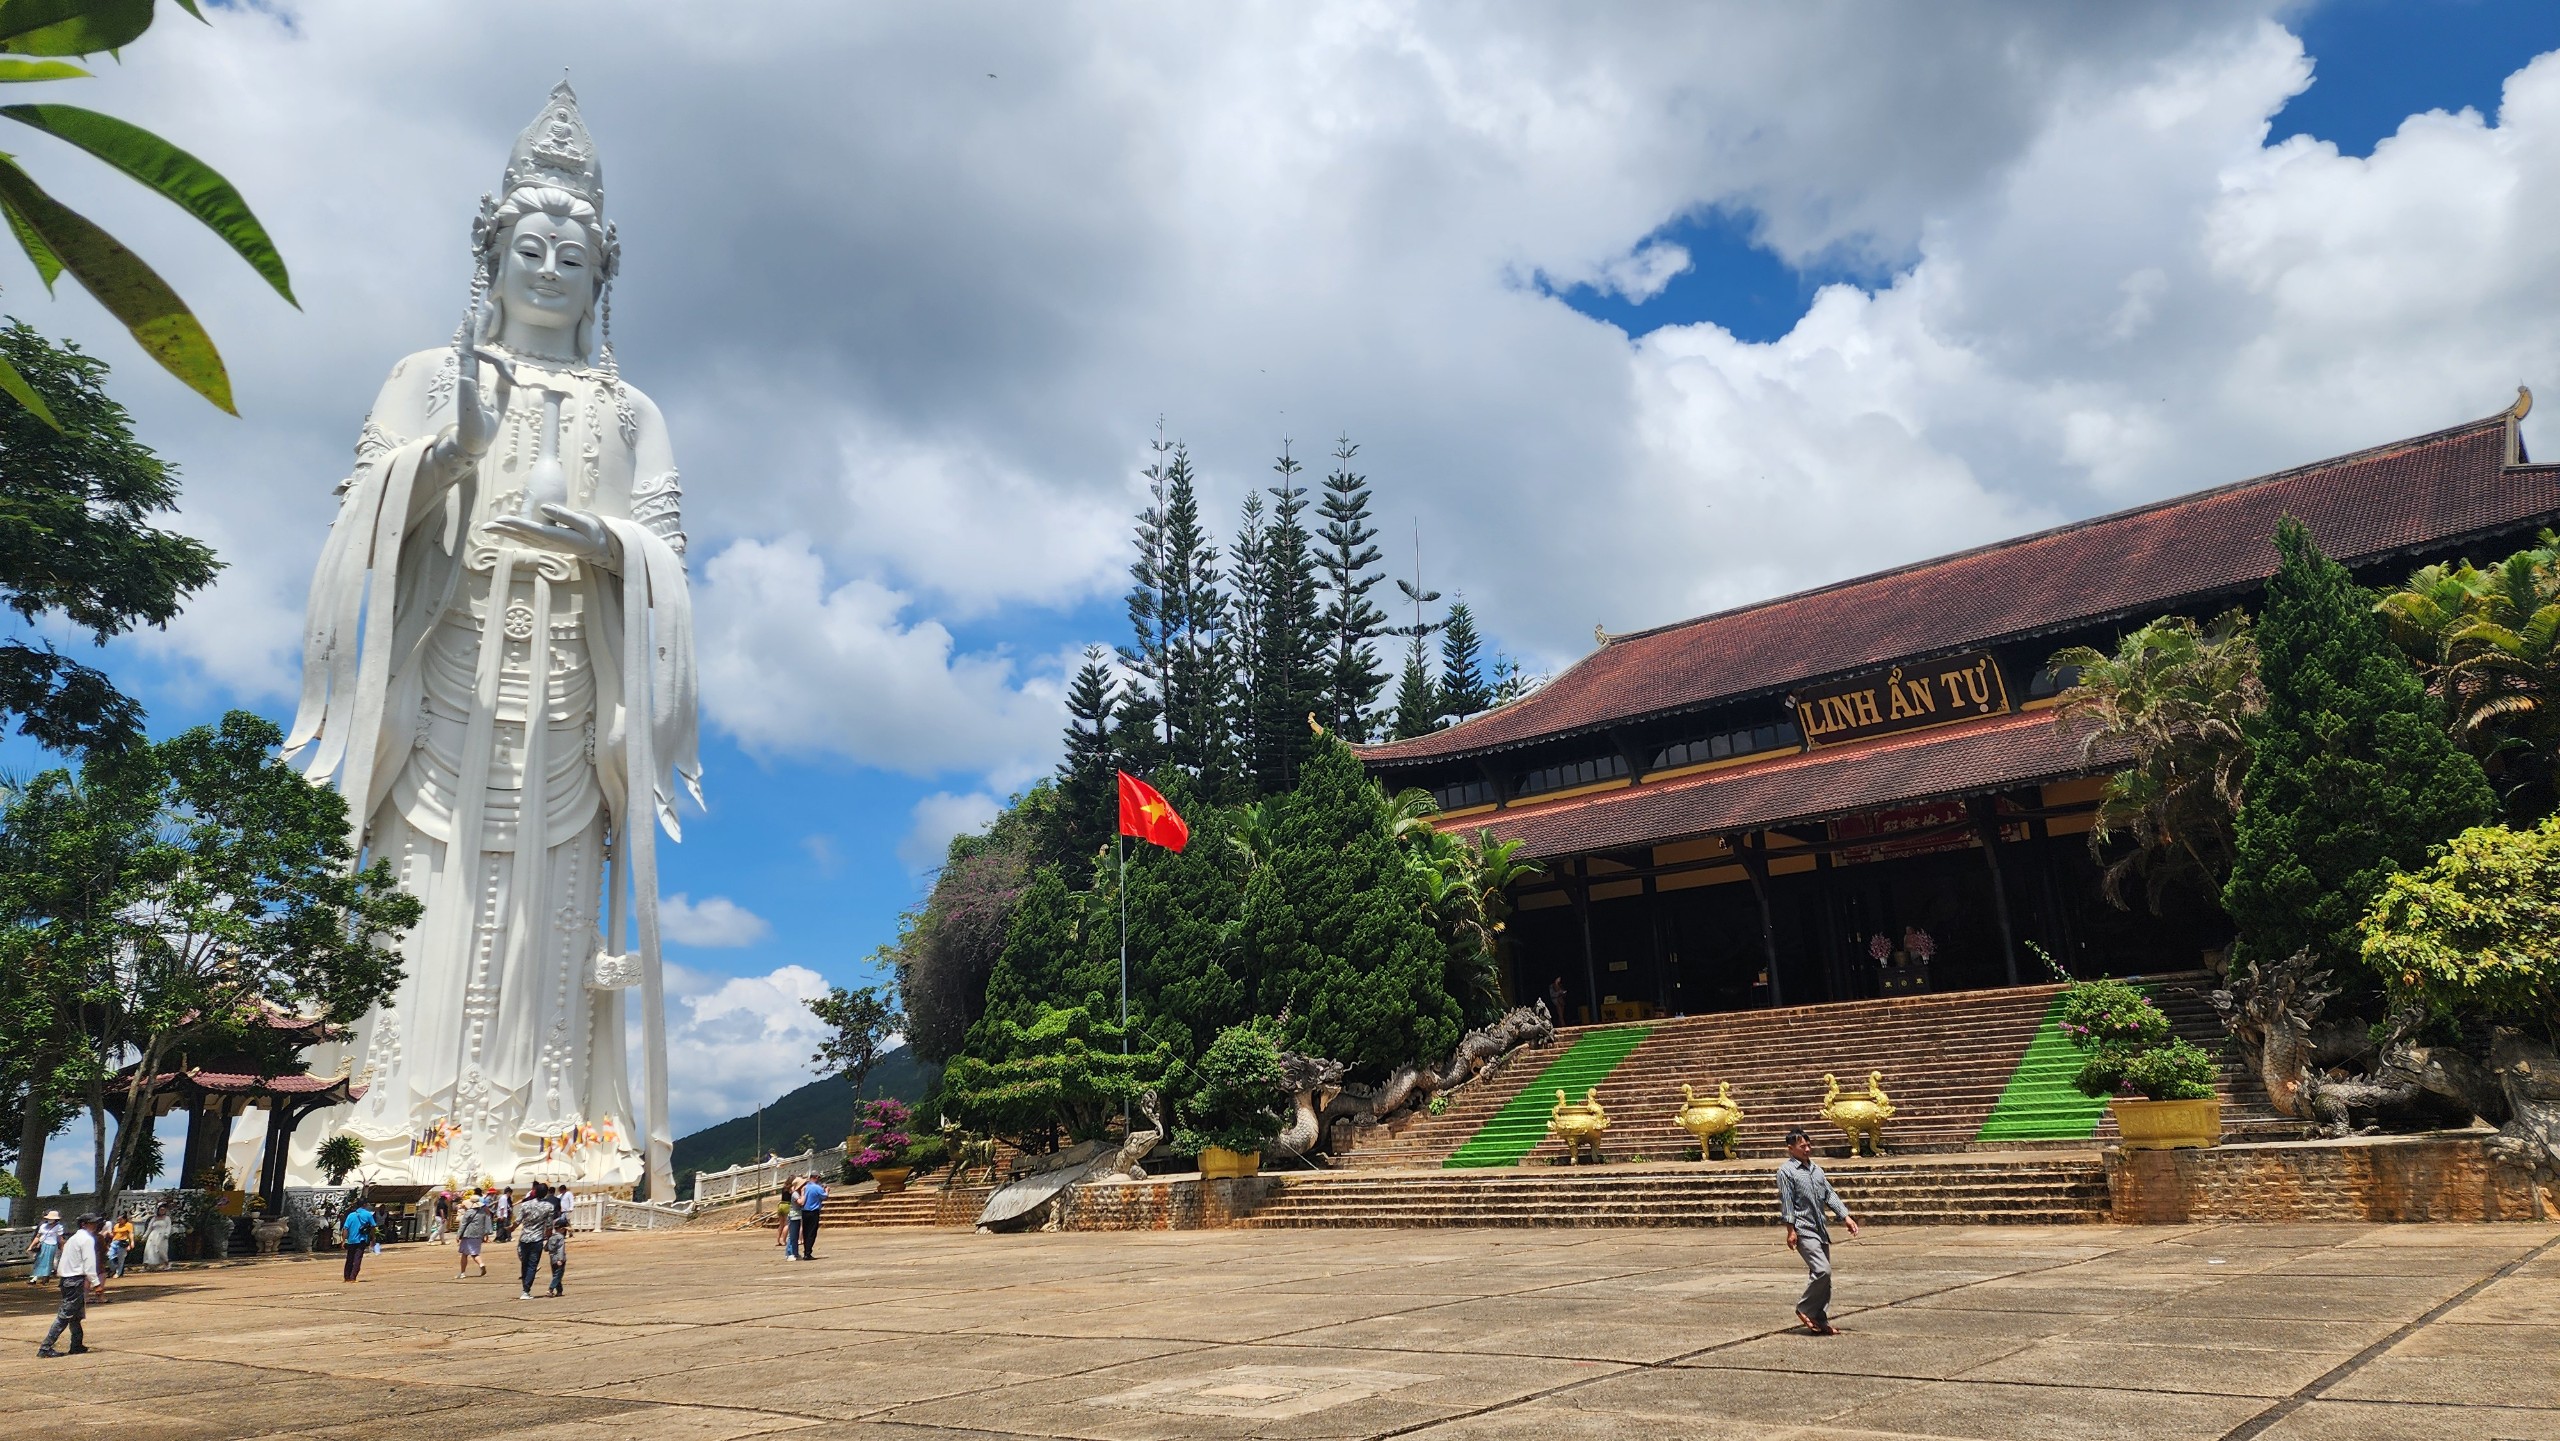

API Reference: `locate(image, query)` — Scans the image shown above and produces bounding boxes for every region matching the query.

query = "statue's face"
[497,210,594,332]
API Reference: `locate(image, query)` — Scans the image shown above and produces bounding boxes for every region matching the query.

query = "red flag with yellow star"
[1116,770,1189,852]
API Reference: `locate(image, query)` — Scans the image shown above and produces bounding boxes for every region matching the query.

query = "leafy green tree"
[1244,734,1461,1072]
[1399,814,1543,1025]
[3,712,421,1194]
[1315,435,1389,741]
[2224,520,2495,978]
[0,322,217,751]
[2363,816,2560,1030]
[940,1002,1172,1151]
[314,1133,363,1186]
[0,0,298,418]
[806,982,904,1097]
[2049,610,2261,913]
[2377,534,2560,819]
[1242,444,1325,794]
[1438,599,1491,722]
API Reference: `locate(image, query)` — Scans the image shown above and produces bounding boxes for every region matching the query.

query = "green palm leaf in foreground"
[0,104,294,304]
[0,0,280,421]
[0,157,230,412]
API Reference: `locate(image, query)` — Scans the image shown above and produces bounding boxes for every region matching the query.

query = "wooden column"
[1732,832,1784,1008]
[1969,796,2021,987]
[1572,858,1600,1025]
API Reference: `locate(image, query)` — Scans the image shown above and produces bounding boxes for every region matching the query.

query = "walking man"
[37,1213,102,1357]
[340,1195,378,1282]
[514,1184,557,1300]
[797,1171,827,1261]
[1777,1126,1859,1335]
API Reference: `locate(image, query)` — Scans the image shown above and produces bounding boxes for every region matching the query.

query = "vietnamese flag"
[1117,770,1189,852]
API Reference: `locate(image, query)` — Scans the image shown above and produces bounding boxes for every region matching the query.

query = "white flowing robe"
[286,346,698,1197]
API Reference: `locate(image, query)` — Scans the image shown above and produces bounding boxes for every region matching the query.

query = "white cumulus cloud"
[656,961,835,1139]
[656,893,774,949]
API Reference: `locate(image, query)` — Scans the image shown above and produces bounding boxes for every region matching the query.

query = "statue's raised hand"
[433,352,502,481]
[487,503,617,570]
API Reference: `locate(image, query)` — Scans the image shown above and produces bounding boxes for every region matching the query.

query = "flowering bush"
[847,1097,914,1173]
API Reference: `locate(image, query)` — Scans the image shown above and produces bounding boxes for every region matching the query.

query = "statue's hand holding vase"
[486,503,619,572]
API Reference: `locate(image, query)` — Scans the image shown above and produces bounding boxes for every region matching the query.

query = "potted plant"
[849,1098,916,1194]
[1175,1021,1289,1180]
[2059,978,2223,1148]
[315,1134,365,1186]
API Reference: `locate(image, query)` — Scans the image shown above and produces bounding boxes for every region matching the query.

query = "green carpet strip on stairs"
[1972,986,2153,1142]
[1444,1025,1654,1168]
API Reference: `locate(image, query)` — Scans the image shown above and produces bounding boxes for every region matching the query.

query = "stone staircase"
[1241,1151,2114,1228]
[816,1182,993,1230]
[1342,975,2292,1170]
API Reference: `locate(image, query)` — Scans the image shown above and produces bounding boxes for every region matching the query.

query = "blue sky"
[20,0,2560,1185]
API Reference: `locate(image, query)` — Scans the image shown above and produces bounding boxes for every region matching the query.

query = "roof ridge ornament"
[1595,623,1616,646]
[2509,385,2533,465]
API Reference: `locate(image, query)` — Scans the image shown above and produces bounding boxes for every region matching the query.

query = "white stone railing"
[584,1197,692,1231]
[691,1145,842,1206]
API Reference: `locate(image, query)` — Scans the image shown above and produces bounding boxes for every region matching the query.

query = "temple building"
[1359,395,2560,1025]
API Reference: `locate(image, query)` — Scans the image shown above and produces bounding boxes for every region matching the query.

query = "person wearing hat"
[25,1210,62,1285]
[455,1193,490,1279]
[36,1213,101,1357]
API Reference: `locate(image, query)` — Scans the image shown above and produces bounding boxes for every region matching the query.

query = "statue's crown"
[503,78,603,211]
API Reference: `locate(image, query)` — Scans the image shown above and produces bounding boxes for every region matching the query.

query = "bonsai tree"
[2058,980,2218,1102]
[1173,1020,1290,1157]
[314,1134,363,1186]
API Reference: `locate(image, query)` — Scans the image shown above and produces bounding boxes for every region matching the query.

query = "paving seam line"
[2214,1231,2560,1441]
[1360,1237,2136,1440]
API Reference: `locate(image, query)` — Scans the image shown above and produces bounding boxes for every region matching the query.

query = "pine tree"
[970,864,1113,1038]
[1050,646,1119,873]
[1119,428,1177,755]
[1245,443,1326,795]
[1438,599,1491,722]
[1242,733,1461,1069]
[1155,443,1237,789]
[1226,491,1271,787]
[1315,435,1390,741]
[1390,636,1442,740]
[1120,784,1248,1064]
[2223,519,2496,976]
[1490,652,1531,706]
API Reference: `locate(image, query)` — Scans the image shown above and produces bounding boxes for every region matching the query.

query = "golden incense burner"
[1674,1081,1745,1160]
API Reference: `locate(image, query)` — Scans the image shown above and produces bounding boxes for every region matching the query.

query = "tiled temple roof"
[1363,404,2547,768]
[1451,710,2112,859]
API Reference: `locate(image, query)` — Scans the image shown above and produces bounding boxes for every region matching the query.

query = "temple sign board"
[1790,649,2009,748]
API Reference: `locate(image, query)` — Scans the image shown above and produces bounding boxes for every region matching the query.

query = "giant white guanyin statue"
[286,82,697,1199]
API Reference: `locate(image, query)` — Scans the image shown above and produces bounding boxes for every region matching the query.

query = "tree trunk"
[12,1083,47,1218]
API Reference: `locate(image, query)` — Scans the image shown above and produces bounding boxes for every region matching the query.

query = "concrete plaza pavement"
[1,1219,2555,1440]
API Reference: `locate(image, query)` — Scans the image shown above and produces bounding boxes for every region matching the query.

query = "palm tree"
[2049,610,2262,913]
[2379,532,2560,817]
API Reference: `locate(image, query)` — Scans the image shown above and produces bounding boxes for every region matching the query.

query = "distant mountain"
[672,1047,941,1186]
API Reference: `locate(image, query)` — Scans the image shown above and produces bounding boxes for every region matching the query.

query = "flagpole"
[1118,825,1130,1128]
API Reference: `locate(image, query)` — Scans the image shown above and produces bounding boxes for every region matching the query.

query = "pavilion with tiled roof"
[113,1006,364,1212]
[1357,393,2560,1023]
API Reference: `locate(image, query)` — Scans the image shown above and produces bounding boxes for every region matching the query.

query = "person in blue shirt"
[797,1173,827,1260]
[340,1197,378,1283]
